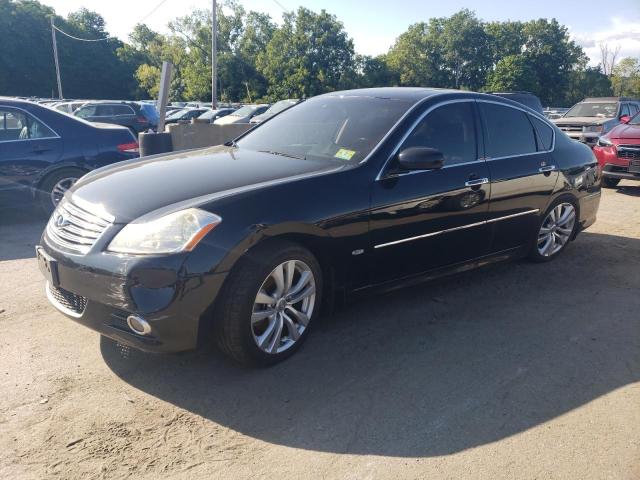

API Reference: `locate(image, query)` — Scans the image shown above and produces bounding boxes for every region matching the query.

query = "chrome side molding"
[374,209,540,249]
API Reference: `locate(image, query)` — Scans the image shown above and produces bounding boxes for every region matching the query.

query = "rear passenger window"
[620,104,630,117]
[112,105,134,115]
[401,102,477,165]
[530,116,554,151]
[480,103,537,158]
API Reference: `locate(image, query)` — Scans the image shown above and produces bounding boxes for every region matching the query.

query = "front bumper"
[563,131,601,146]
[601,163,640,181]
[38,239,228,353]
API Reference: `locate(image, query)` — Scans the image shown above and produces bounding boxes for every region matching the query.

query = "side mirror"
[620,115,631,124]
[398,147,445,170]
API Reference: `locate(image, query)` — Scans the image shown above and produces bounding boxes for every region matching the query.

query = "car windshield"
[564,102,618,118]
[236,95,413,163]
[629,112,640,125]
[166,109,189,120]
[265,100,297,115]
[231,105,258,117]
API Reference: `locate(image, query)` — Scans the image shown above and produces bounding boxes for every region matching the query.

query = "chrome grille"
[46,200,112,254]
[558,124,583,132]
[47,283,87,316]
[618,145,640,161]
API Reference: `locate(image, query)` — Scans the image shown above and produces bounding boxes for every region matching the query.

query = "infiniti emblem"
[55,214,69,228]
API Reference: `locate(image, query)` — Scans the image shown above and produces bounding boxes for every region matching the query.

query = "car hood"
[608,123,640,141]
[554,116,612,126]
[68,145,345,223]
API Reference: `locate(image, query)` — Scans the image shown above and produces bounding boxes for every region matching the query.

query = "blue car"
[0,98,140,213]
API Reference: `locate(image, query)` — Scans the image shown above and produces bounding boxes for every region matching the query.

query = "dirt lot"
[1,184,639,480]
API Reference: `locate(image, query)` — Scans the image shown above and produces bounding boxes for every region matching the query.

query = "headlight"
[583,125,603,133]
[596,137,614,147]
[108,208,222,254]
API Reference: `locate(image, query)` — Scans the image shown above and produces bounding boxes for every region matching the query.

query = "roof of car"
[322,87,463,102]
[583,97,640,103]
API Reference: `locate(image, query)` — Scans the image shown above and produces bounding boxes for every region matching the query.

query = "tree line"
[2,0,640,106]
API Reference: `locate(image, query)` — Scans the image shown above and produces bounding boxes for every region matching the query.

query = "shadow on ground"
[102,231,640,457]
[615,183,640,197]
[0,206,47,261]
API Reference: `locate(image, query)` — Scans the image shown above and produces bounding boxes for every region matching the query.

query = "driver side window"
[401,102,477,166]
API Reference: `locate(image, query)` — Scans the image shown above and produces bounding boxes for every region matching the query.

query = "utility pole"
[211,0,218,109]
[50,17,63,99]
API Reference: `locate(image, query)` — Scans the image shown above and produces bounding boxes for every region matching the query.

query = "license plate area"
[629,160,640,173]
[36,246,59,287]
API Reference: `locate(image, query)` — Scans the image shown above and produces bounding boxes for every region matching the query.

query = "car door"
[477,101,559,253]
[369,100,492,284]
[0,106,62,193]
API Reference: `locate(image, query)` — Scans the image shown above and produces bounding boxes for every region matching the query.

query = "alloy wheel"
[50,177,78,206]
[537,203,576,257]
[251,260,316,354]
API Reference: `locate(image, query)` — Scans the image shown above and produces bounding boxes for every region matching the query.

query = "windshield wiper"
[224,140,238,147]
[257,150,306,160]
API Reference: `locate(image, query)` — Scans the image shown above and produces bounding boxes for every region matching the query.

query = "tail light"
[118,142,139,154]
[136,116,148,124]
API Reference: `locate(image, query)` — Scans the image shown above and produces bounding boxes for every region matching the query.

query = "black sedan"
[37,88,601,366]
[0,98,139,213]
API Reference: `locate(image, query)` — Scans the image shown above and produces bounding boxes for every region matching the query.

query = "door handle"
[465,177,489,187]
[539,165,556,173]
[32,147,50,154]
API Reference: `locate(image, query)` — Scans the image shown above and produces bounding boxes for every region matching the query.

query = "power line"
[52,24,115,42]
[272,0,290,12]
[137,0,170,25]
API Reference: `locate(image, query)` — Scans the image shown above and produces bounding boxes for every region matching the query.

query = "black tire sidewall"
[215,241,323,366]
[37,168,85,214]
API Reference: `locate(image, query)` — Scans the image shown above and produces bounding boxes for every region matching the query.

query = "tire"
[36,167,85,214]
[601,177,620,189]
[528,197,579,263]
[213,239,323,366]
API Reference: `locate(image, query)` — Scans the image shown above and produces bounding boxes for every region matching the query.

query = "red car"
[593,114,640,188]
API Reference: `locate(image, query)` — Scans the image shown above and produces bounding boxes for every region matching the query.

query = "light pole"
[211,0,218,108]
[50,17,63,99]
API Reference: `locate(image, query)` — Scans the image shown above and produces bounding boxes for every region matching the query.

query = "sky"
[40,0,640,66]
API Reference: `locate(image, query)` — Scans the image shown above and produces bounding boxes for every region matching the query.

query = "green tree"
[519,19,586,105]
[611,57,640,97]
[484,55,538,92]
[256,7,356,100]
[386,10,491,90]
[565,67,612,106]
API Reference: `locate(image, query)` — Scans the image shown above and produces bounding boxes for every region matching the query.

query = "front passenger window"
[401,102,477,165]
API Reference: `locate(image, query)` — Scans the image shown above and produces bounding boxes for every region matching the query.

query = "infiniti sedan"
[37,88,601,366]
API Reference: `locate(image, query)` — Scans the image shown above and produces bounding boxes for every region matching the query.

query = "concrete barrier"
[167,121,252,151]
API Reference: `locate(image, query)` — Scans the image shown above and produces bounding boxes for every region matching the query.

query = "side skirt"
[348,246,528,300]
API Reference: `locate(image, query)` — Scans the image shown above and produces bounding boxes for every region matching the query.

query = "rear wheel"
[601,177,620,189]
[37,168,85,214]
[214,240,322,366]
[529,199,578,262]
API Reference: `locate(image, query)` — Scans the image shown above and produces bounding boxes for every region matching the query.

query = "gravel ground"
[1,184,639,480]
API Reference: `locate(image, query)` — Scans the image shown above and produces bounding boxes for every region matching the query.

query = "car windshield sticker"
[334,148,356,161]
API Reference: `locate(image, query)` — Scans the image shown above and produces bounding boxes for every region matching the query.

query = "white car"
[214,104,270,125]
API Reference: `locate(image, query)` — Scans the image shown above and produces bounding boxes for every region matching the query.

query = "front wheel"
[37,168,85,214]
[214,240,323,366]
[529,200,578,262]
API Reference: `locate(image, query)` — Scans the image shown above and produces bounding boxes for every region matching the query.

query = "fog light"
[126,315,152,336]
